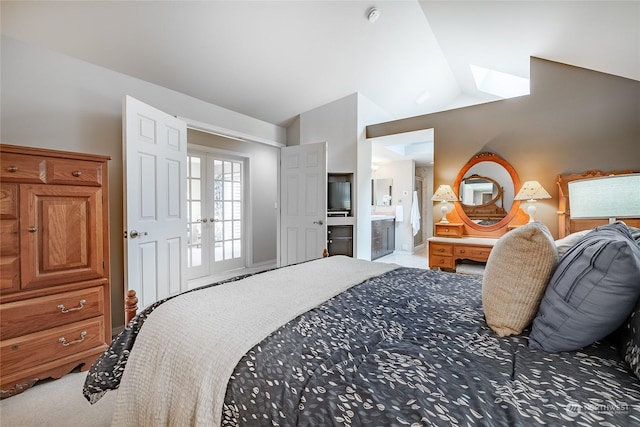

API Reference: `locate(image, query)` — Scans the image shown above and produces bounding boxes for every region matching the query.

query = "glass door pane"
[187,155,202,268]
[187,151,245,281]
[212,159,243,266]
[187,153,209,280]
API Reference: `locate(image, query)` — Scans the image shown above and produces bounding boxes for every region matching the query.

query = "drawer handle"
[59,331,87,346]
[7,165,18,173]
[71,170,83,177]
[438,248,445,252]
[58,299,86,313]
[459,249,466,253]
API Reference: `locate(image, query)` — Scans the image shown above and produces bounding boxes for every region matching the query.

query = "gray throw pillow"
[618,298,640,380]
[554,230,590,257]
[529,222,640,352]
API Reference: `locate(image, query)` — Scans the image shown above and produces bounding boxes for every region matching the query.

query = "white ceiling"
[2,1,638,166]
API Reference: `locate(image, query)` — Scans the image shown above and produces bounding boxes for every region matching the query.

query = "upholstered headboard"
[557,169,640,238]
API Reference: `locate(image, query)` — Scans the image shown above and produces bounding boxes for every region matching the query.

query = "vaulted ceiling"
[2,1,638,165]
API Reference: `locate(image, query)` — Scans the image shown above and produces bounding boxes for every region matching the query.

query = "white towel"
[411,190,421,236]
[395,204,404,222]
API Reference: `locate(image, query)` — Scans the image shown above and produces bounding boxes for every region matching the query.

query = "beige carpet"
[0,371,115,427]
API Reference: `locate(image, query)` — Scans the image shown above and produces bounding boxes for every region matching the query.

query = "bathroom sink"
[371,215,394,220]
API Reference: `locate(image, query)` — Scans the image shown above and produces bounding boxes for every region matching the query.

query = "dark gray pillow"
[529,222,640,352]
[618,298,640,380]
[628,225,640,246]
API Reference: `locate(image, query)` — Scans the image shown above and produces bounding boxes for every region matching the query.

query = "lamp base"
[526,201,537,223]
[439,203,449,223]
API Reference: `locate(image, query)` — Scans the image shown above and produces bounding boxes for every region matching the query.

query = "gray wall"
[367,57,640,238]
[1,36,285,328]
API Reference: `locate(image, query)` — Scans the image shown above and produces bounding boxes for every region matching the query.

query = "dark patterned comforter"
[221,267,640,426]
[85,266,640,426]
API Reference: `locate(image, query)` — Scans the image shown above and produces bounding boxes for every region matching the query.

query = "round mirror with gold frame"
[453,152,521,233]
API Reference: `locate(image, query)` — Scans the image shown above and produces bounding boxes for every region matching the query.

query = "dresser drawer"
[1,184,18,219]
[430,254,454,269]
[46,159,104,186]
[0,153,46,183]
[0,317,106,374]
[0,286,105,340]
[434,223,463,238]
[429,243,453,256]
[454,245,492,262]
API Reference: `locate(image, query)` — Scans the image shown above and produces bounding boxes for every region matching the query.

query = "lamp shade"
[431,185,458,202]
[569,173,640,219]
[514,181,551,201]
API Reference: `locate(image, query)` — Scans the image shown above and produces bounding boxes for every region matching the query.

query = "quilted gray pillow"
[529,222,640,352]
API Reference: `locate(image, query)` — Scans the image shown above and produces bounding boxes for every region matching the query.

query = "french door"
[187,150,245,280]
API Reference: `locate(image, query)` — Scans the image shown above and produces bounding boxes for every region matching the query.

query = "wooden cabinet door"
[20,184,104,289]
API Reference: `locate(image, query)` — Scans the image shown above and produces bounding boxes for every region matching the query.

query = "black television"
[328,181,351,212]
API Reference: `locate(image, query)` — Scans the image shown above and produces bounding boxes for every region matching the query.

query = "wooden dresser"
[0,144,111,398]
[428,236,498,270]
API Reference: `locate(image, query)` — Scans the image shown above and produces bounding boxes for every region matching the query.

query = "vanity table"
[428,152,528,271]
[428,236,497,270]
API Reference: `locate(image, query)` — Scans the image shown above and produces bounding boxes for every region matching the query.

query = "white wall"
[1,36,286,328]
[299,94,358,173]
[356,93,392,259]
[296,92,392,260]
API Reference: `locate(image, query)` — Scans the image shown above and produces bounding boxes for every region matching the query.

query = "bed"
[83,171,640,427]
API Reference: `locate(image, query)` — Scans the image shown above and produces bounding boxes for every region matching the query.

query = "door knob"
[313,220,324,225]
[129,230,148,239]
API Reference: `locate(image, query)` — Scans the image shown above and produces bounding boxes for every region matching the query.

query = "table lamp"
[431,184,458,224]
[514,180,551,223]
[569,173,640,223]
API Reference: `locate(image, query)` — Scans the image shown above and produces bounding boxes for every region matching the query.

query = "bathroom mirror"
[453,152,521,232]
[372,178,393,206]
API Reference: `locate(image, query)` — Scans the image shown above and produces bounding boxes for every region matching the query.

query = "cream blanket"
[111,256,397,427]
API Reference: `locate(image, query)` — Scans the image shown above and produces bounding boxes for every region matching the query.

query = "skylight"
[385,141,433,157]
[470,64,530,98]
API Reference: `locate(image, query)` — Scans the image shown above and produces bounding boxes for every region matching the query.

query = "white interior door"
[123,95,188,310]
[280,142,327,266]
